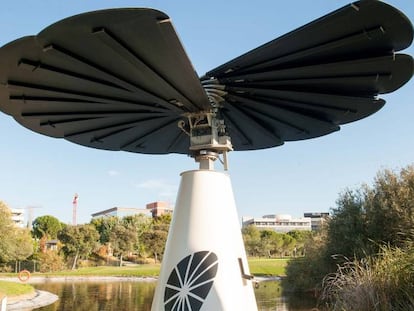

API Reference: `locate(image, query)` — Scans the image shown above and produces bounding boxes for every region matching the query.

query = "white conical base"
[151,169,257,311]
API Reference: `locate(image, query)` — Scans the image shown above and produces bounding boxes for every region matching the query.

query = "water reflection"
[33,280,317,311]
[254,281,318,311]
[34,281,155,311]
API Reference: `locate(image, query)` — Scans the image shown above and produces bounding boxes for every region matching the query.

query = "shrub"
[282,231,333,293]
[39,250,65,272]
[0,264,12,273]
[321,245,414,311]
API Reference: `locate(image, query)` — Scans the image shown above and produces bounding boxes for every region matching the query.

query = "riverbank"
[0,274,278,286]
[0,260,286,310]
[0,258,287,279]
[5,289,58,311]
[0,275,157,284]
[0,275,279,310]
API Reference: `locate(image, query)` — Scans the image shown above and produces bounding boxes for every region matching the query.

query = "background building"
[91,201,173,219]
[91,207,151,219]
[242,214,311,233]
[10,208,25,228]
[303,212,330,231]
[146,201,173,218]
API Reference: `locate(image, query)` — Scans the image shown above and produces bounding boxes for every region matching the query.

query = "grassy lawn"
[0,258,288,279]
[0,280,34,297]
[248,258,289,276]
[40,264,161,277]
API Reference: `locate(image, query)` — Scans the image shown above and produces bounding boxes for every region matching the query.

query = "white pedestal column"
[151,169,257,311]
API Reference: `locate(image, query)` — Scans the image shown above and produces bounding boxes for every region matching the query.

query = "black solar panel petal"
[0,2,412,154]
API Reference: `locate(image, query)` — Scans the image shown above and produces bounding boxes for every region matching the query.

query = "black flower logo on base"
[164,251,219,311]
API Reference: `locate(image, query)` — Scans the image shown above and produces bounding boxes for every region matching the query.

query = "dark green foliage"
[32,215,63,239]
[109,222,138,266]
[260,230,283,257]
[0,201,18,263]
[326,189,368,260]
[0,201,33,263]
[242,225,262,257]
[13,228,34,261]
[39,250,65,272]
[58,224,99,269]
[364,167,414,248]
[122,214,152,256]
[288,230,312,257]
[242,225,310,258]
[283,230,331,293]
[284,164,414,306]
[325,166,414,262]
[90,216,119,244]
[141,214,171,263]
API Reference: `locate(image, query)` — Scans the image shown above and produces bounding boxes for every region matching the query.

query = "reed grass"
[321,245,414,311]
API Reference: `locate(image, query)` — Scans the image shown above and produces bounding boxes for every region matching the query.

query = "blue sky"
[1,0,413,225]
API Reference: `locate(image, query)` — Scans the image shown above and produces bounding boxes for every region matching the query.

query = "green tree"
[259,230,284,257]
[39,250,65,272]
[90,216,119,244]
[142,214,171,263]
[281,234,296,257]
[0,201,33,265]
[284,164,414,293]
[58,224,99,270]
[32,215,63,239]
[282,230,330,292]
[122,214,152,256]
[326,166,414,260]
[259,230,275,257]
[242,225,261,257]
[287,230,312,257]
[365,166,414,248]
[0,201,16,263]
[325,189,368,260]
[271,232,285,257]
[109,222,138,266]
[13,228,34,261]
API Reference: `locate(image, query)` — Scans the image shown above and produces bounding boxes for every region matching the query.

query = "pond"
[33,280,318,311]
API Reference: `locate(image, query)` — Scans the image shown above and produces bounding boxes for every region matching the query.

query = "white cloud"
[135,178,178,199]
[108,170,120,177]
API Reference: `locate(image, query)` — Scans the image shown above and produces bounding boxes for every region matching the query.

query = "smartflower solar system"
[0,1,413,310]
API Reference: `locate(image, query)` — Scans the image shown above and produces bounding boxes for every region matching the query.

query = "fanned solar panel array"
[0,1,413,154]
[0,9,210,154]
[203,0,413,150]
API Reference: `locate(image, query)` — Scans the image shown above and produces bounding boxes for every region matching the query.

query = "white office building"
[242,214,311,233]
[91,201,173,219]
[10,208,25,228]
[303,212,330,231]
